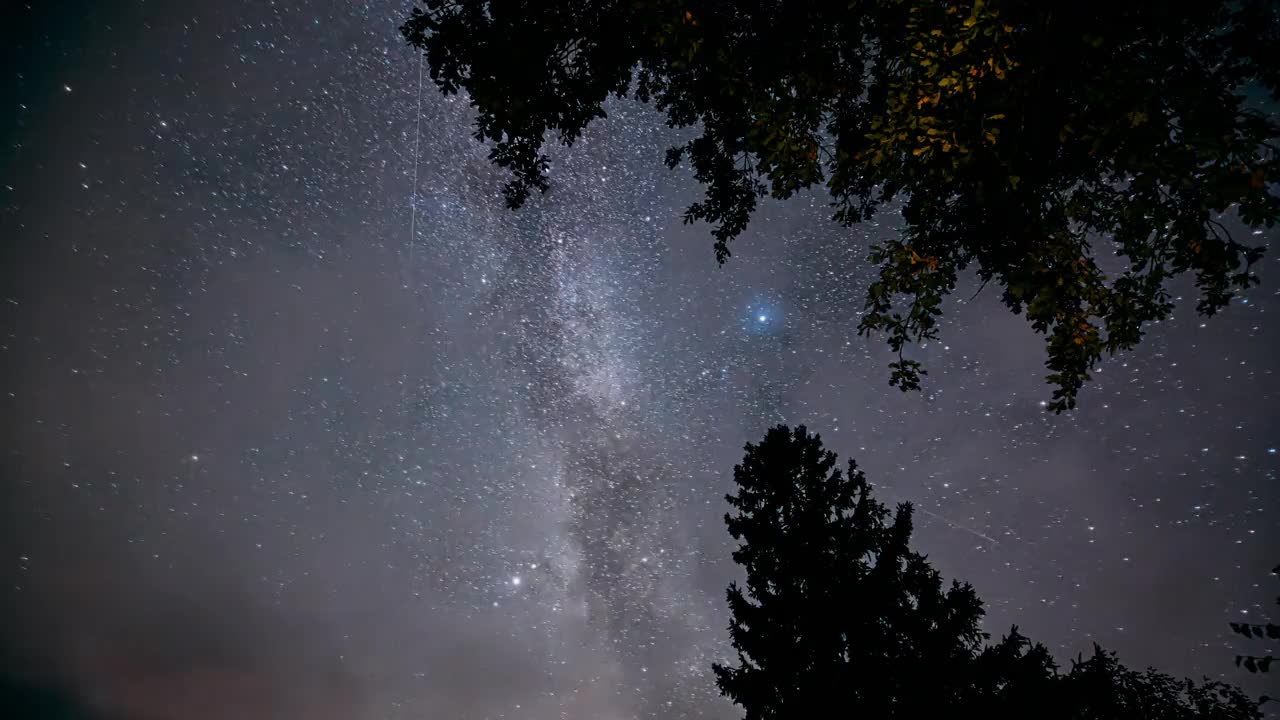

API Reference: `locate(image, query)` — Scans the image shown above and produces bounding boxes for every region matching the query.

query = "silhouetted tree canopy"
[714,424,1263,718]
[713,424,989,717]
[1229,564,1279,681]
[401,0,1279,411]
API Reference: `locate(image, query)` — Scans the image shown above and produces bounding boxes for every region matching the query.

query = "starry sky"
[2,2,1277,719]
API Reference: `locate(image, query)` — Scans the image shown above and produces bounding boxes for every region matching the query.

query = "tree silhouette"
[401,0,1279,412]
[712,424,988,717]
[1229,564,1279,680]
[1062,646,1262,720]
[713,424,1263,719]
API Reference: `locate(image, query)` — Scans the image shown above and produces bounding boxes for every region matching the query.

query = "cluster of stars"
[2,1,1276,718]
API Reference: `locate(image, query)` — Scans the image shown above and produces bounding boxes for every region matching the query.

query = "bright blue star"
[743,296,784,337]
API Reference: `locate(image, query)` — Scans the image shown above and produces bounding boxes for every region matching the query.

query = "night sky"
[2,2,1277,719]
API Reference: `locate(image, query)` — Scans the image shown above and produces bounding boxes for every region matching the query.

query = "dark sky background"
[2,1,1277,718]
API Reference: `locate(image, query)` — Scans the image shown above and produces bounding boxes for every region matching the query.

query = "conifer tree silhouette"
[714,424,1264,719]
[713,424,988,718]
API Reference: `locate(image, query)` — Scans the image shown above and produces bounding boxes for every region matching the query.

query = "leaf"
[407,0,1280,414]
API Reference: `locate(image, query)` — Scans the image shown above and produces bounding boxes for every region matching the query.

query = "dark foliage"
[713,424,987,717]
[1229,564,1279,682]
[401,0,1279,411]
[713,424,1263,719]
[1061,647,1263,719]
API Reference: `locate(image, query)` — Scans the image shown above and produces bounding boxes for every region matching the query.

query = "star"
[5,4,1276,717]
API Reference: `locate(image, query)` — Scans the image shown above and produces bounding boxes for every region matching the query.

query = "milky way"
[2,2,1277,719]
